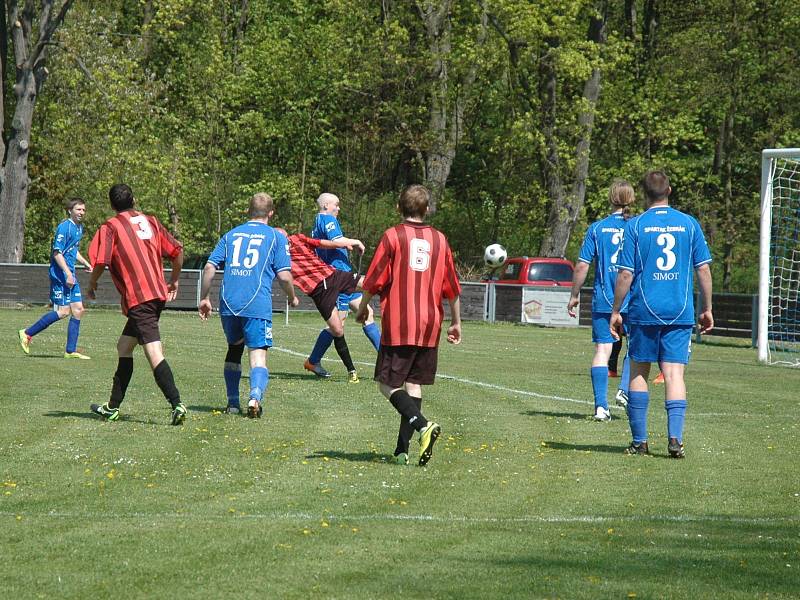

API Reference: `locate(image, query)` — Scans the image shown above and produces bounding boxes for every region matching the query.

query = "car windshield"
[528,263,573,282]
[499,262,522,281]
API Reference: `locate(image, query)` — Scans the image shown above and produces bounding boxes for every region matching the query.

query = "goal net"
[758,148,800,366]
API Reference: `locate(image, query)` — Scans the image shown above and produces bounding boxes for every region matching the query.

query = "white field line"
[270,346,778,419]
[1,510,797,526]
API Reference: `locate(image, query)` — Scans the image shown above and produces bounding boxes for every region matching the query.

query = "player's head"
[316,193,340,216]
[273,226,288,238]
[398,185,430,220]
[609,179,635,218]
[641,170,671,206]
[249,193,274,220]
[109,184,134,212]
[65,197,86,221]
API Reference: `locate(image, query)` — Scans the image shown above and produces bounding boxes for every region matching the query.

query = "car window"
[499,262,522,281]
[528,263,573,282]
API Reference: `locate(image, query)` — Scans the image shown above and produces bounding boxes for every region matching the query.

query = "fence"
[0,264,755,343]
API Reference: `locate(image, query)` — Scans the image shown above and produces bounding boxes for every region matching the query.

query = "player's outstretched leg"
[305,330,334,378]
[19,310,61,355]
[223,343,245,414]
[332,335,358,382]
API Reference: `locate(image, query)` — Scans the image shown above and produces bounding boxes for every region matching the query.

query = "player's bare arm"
[318,237,365,254]
[695,263,714,334]
[447,296,462,345]
[355,291,375,324]
[276,270,300,306]
[53,251,76,287]
[198,262,217,320]
[166,251,184,302]
[87,264,106,299]
[76,251,92,271]
[609,269,633,339]
[567,261,590,317]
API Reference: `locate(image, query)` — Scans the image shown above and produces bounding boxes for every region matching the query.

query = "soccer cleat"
[348,370,360,384]
[653,372,665,384]
[608,370,619,378]
[615,389,629,408]
[418,422,441,466]
[90,402,120,422]
[64,351,91,360]
[18,329,30,355]
[247,400,262,419]
[170,403,187,426]
[392,452,409,465]
[303,359,331,378]
[668,437,685,459]
[624,441,650,455]
[593,406,611,422]
[222,405,241,415]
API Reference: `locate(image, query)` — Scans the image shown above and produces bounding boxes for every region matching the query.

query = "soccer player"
[306,192,381,382]
[610,170,714,458]
[18,198,93,359]
[198,193,300,418]
[568,179,636,420]
[275,227,366,379]
[86,184,187,426]
[355,184,462,467]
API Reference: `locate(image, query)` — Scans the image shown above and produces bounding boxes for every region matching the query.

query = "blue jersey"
[311,213,351,271]
[618,206,712,325]
[578,212,630,314]
[207,222,291,318]
[49,218,83,283]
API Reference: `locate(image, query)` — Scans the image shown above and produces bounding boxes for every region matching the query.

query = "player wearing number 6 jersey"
[87,184,187,426]
[610,170,714,458]
[568,179,636,421]
[355,184,462,467]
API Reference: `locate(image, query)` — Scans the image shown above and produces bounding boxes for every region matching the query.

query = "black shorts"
[374,345,439,388]
[309,271,358,321]
[122,300,165,344]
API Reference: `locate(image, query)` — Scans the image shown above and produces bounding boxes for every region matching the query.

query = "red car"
[483,256,574,286]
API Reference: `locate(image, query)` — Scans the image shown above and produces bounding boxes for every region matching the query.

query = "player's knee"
[330,323,344,337]
[71,304,85,319]
[56,306,71,319]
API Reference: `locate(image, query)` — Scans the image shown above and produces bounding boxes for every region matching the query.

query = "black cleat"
[91,402,120,422]
[247,401,262,419]
[624,440,649,455]
[668,437,685,459]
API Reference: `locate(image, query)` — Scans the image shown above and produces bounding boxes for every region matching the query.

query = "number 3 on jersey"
[656,232,676,271]
[129,215,154,240]
[410,238,431,272]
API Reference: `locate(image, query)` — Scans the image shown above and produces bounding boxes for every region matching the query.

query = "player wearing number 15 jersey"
[568,179,636,421]
[611,170,714,458]
[355,184,462,467]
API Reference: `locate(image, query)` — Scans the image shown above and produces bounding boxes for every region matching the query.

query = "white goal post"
[758,148,800,366]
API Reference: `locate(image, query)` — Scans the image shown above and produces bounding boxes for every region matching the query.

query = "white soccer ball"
[484,243,507,269]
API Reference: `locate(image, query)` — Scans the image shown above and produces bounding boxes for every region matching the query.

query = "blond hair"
[609,179,636,219]
[249,193,274,218]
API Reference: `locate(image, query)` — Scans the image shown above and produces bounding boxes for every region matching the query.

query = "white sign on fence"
[521,286,578,327]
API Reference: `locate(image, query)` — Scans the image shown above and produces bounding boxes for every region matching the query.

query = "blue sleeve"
[320,214,343,241]
[273,231,291,272]
[577,224,596,264]
[207,236,227,269]
[617,219,636,271]
[52,221,69,254]
[690,217,712,267]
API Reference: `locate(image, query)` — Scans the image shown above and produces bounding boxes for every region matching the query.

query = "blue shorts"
[628,324,693,364]
[337,291,363,313]
[221,315,273,349]
[591,313,627,344]
[50,280,82,306]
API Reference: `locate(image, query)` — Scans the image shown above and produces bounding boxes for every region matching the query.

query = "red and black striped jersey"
[362,221,460,347]
[89,211,182,315]
[287,233,335,293]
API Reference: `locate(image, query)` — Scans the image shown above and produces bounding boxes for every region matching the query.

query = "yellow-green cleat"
[18,329,30,355]
[348,370,360,384]
[171,402,188,426]
[90,402,120,422]
[418,422,441,466]
[392,452,409,465]
[64,351,91,360]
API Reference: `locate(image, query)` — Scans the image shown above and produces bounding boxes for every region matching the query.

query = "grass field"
[1,307,798,599]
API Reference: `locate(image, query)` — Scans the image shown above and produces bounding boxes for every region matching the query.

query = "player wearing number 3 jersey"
[611,170,713,458]
[355,184,462,467]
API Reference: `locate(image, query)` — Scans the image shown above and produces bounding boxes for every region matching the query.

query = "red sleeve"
[441,242,461,300]
[154,217,182,259]
[89,223,114,267]
[295,233,321,248]
[362,231,393,295]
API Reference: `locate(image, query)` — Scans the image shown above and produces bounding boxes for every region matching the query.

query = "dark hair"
[398,184,429,219]
[109,184,134,211]
[641,170,670,202]
[249,192,274,218]
[65,197,85,215]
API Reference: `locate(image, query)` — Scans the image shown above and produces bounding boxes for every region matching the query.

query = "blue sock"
[224,363,242,408]
[26,311,60,337]
[309,330,334,364]
[620,355,631,394]
[665,399,687,442]
[250,367,269,402]
[65,317,81,353]
[627,391,650,444]
[362,323,381,351]
[590,366,609,410]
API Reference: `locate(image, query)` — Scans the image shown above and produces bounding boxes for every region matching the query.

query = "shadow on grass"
[43,410,154,425]
[268,371,324,381]
[306,450,392,463]
[24,354,65,359]
[542,441,628,454]
[523,409,589,420]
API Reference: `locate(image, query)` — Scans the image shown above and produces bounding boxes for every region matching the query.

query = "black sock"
[153,360,181,408]
[395,396,422,455]
[225,342,245,364]
[608,339,622,372]
[109,357,134,409]
[389,390,427,432]
[333,336,356,372]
